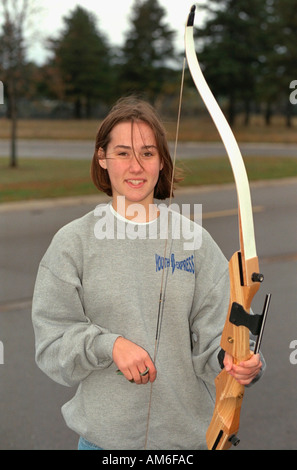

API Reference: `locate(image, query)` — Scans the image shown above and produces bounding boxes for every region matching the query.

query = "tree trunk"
[74,97,82,119]
[264,102,272,126]
[8,77,18,168]
[86,96,92,119]
[286,102,293,128]
[228,92,236,126]
[244,100,251,126]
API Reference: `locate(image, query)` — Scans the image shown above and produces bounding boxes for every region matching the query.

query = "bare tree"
[0,0,38,167]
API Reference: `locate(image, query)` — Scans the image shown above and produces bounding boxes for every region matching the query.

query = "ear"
[98,147,107,169]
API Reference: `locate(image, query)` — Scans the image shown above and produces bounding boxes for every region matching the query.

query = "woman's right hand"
[112,337,157,385]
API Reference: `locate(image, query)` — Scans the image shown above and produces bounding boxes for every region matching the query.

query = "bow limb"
[185,5,265,450]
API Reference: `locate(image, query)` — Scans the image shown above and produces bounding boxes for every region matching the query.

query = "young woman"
[32,97,263,450]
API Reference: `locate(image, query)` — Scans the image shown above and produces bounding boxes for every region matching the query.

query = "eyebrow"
[113,145,158,150]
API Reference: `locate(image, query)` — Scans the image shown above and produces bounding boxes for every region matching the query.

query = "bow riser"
[206,369,244,450]
[206,251,261,450]
[221,252,261,361]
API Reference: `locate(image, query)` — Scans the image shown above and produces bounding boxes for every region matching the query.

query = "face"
[98,121,163,219]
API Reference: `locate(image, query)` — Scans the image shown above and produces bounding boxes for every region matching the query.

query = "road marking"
[261,253,297,264]
[203,205,265,219]
[191,205,265,220]
[0,299,32,313]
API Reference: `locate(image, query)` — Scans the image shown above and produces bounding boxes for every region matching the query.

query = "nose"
[129,154,143,172]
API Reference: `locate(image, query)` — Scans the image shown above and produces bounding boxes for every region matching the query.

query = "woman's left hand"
[224,352,262,385]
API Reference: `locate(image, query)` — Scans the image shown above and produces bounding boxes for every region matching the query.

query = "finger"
[231,364,261,379]
[117,369,135,383]
[235,376,255,386]
[133,364,152,385]
[139,355,156,383]
[130,365,143,384]
[236,365,262,379]
[139,366,150,382]
[223,352,233,371]
[118,365,153,385]
[232,368,258,379]
[139,361,157,384]
[239,353,261,368]
[138,367,150,385]
[134,371,149,385]
[139,366,150,377]
[146,360,157,383]
[231,363,262,383]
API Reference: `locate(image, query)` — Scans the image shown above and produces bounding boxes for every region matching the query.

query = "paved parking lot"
[0,179,296,450]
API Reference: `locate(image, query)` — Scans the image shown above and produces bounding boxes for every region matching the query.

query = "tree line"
[0,0,296,126]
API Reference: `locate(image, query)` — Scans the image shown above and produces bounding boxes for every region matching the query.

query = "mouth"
[126,179,146,188]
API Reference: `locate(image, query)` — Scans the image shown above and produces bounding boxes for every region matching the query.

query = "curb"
[0,177,296,213]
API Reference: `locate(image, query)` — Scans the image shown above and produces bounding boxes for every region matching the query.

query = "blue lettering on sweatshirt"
[155,253,195,275]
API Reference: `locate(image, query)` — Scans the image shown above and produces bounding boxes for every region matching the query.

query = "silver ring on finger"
[139,367,149,377]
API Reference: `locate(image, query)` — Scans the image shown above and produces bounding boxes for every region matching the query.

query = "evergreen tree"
[253,0,280,126]
[49,6,113,118]
[118,0,177,103]
[273,0,297,126]
[195,0,273,125]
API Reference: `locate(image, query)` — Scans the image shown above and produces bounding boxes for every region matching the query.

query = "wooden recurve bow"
[185,4,271,450]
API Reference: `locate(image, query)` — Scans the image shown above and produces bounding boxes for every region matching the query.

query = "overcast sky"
[25,0,206,64]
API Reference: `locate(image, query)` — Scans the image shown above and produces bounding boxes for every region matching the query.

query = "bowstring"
[144,58,186,449]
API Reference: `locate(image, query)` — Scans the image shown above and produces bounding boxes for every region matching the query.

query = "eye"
[117,151,130,159]
[143,151,153,158]
[142,147,158,158]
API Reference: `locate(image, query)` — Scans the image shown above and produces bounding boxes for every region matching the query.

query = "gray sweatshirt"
[32,203,233,450]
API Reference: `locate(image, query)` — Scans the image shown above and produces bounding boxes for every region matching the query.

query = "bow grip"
[220,252,261,362]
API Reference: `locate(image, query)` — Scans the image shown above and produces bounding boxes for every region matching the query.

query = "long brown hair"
[91,97,180,200]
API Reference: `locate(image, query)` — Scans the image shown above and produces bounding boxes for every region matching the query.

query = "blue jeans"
[78,437,103,450]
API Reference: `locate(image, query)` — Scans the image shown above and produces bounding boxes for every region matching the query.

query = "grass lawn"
[1,115,297,143]
[1,116,297,203]
[1,155,297,204]
[0,158,96,202]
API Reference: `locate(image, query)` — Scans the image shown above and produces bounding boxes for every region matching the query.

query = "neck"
[112,196,159,223]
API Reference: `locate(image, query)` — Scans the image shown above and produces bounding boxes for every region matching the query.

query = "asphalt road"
[0,179,296,450]
[1,139,297,160]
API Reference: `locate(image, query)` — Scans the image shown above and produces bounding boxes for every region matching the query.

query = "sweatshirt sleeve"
[32,232,121,387]
[190,266,230,387]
